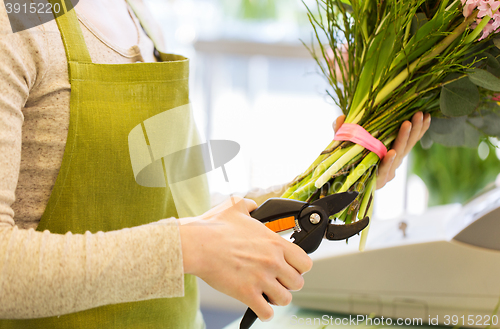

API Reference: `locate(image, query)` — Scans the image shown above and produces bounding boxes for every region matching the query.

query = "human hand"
[179,197,313,322]
[333,112,431,189]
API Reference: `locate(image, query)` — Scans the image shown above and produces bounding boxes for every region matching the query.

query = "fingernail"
[263,314,274,322]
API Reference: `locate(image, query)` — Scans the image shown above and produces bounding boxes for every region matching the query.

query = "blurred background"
[142,0,500,327]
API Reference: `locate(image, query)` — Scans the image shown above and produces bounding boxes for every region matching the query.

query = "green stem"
[290,179,318,201]
[358,175,376,251]
[290,140,340,185]
[358,174,377,219]
[464,14,490,44]
[347,109,365,125]
[337,152,379,193]
[337,208,348,222]
[328,175,346,195]
[358,197,374,252]
[281,172,312,198]
[315,144,365,188]
[313,147,350,178]
[345,211,355,224]
[372,14,476,109]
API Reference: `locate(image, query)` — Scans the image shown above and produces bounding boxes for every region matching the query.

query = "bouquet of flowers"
[282,0,500,249]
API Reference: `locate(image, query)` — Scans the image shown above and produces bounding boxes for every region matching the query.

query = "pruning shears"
[239,191,369,329]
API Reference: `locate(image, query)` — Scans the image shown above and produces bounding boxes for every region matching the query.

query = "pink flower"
[464,3,477,16]
[479,21,496,39]
[492,94,500,101]
[471,17,481,29]
[462,0,481,17]
[492,11,500,29]
[463,0,500,40]
[462,0,480,5]
[478,0,500,18]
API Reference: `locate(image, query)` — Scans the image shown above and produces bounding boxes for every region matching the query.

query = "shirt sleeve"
[0,220,185,319]
[0,7,184,320]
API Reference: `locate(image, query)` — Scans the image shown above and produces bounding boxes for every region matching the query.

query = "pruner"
[239,191,369,329]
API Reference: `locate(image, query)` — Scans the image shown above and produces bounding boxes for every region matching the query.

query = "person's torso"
[11,1,157,229]
[2,1,208,327]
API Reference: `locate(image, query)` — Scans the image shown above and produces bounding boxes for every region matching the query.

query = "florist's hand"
[333,112,431,189]
[179,197,312,322]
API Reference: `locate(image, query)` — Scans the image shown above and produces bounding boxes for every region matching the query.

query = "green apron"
[1,0,210,328]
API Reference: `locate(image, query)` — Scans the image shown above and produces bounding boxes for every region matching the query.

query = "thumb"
[333,115,346,134]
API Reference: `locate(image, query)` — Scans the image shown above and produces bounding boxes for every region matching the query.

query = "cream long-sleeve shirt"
[0,0,186,319]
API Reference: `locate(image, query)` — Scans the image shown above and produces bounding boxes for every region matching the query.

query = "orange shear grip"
[264,216,296,233]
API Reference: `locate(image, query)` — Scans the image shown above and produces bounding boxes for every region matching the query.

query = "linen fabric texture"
[0,0,209,327]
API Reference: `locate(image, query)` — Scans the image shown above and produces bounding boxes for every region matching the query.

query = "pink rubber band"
[334,123,387,159]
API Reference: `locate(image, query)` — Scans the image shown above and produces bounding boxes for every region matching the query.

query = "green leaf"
[464,123,481,148]
[428,129,464,147]
[483,53,500,77]
[420,131,434,149]
[485,53,500,69]
[391,12,446,71]
[468,115,485,128]
[440,77,480,117]
[462,42,493,68]
[493,37,500,50]
[428,117,481,148]
[429,116,466,135]
[468,108,500,136]
[350,17,397,114]
[467,68,500,92]
[410,13,429,36]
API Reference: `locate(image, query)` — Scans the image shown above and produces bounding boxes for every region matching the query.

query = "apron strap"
[49,0,92,64]
[125,0,166,52]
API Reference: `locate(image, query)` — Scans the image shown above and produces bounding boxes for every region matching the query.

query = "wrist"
[178,219,203,275]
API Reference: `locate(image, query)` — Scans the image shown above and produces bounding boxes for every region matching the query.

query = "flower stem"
[291,179,318,200]
[282,172,312,198]
[358,174,377,219]
[337,152,379,193]
[372,14,476,108]
[315,144,365,188]
[358,199,374,252]
[313,147,350,178]
[358,174,376,251]
[463,14,490,44]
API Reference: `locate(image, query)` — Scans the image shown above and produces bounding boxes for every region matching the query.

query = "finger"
[227,197,257,215]
[246,293,274,322]
[264,281,293,307]
[203,197,256,219]
[376,150,396,189]
[276,262,305,292]
[419,113,431,140]
[333,115,346,134]
[211,195,244,214]
[390,121,411,169]
[242,198,258,213]
[282,242,313,274]
[404,112,424,155]
[224,196,245,211]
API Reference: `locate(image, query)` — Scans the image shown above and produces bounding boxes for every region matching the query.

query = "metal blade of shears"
[240,191,363,329]
[325,216,370,240]
[310,191,359,217]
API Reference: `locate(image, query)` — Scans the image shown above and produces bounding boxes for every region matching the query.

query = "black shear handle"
[239,227,307,329]
[239,294,270,329]
[249,198,306,223]
[239,199,306,329]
